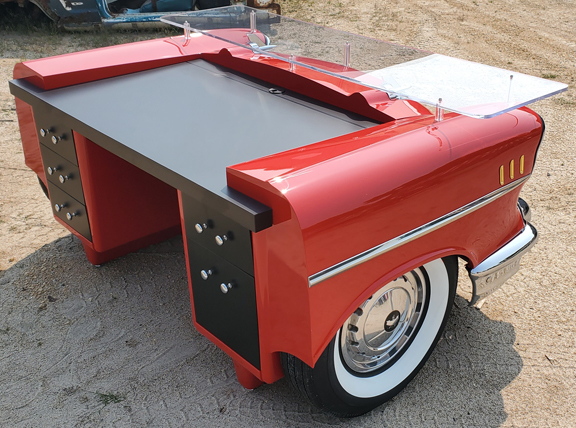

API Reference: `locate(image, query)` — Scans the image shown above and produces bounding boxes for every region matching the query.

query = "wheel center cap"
[384,310,401,332]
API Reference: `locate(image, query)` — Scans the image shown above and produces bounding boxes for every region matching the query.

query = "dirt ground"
[0,0,575,426]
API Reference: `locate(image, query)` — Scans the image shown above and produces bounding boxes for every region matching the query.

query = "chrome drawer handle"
[220,282,234,294]
[215,234,228,246]
[66,211,78,221]
[54,203,67,212]
[59,174,71,184]
[200,269,213,280]
[40,127,54,137]
[47,166,59,175]
[195,223,208,234]
[51,134,66,144]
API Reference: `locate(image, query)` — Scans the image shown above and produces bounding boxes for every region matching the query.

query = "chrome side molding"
[308,177,530,288]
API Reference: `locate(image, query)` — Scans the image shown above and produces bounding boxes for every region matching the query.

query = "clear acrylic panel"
[161,5,567,119]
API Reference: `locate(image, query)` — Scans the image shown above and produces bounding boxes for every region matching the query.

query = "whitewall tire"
[282,257,458,417]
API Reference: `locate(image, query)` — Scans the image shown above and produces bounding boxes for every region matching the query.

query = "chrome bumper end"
[517,197,531,222]
[468,202,538,305]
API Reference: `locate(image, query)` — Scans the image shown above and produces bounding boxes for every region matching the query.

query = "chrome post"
[507,74,514,104]
[250,10,256,33]
[435,98,444,122]
[184,21,191,41]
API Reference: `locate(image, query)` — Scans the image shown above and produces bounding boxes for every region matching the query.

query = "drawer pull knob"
[195,223,208,234]
[220,282,234,294]
[59,174,71,184]
[51,135,62,144]
[215,234,228,246]
[40,127,54,137]
[54,203,67,212]
[200,269,213,280]
[47,166,59,175]
[66,211,78,221]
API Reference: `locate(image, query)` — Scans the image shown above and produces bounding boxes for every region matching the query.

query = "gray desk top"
[11,60,377,230]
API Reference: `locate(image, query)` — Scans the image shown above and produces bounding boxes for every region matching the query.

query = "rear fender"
[230,109,541,371]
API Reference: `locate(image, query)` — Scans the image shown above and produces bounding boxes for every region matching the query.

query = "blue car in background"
[7,0,280,29]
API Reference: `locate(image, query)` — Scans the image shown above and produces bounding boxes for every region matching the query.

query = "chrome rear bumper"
[468,200,538,305]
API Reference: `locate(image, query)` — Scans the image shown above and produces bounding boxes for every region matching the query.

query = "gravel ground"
[0,1,575,427]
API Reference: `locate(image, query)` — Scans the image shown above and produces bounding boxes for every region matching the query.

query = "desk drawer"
[47,184,92,241]
[181,193,254,275]
[34,106,78,165]
[40,144,85,204]
[186,240,260,369]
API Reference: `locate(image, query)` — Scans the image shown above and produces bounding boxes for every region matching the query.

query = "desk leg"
[233,361,264,389]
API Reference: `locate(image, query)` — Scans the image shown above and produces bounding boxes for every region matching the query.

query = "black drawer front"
[34,106,78,165]
[47,184,92,241]
[186,240,260,369]
[181,193,254,275]
[40,144,85,204]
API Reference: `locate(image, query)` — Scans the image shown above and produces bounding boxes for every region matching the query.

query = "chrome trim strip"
[308,176,530,287]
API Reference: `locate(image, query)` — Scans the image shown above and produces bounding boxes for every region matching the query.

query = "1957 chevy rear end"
[9,6,565,417]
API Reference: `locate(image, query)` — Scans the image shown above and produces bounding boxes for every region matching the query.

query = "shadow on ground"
[0,235,522,427]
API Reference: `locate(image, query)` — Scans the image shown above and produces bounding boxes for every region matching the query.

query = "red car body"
[10,24,544,413]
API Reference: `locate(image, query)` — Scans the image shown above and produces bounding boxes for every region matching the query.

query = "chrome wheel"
[340,269,427,374]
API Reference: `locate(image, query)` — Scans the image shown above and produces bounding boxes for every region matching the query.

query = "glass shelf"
[161,5,567,119]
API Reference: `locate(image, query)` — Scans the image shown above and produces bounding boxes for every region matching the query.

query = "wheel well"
[307,253,466,368]
[29,0,60,22]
